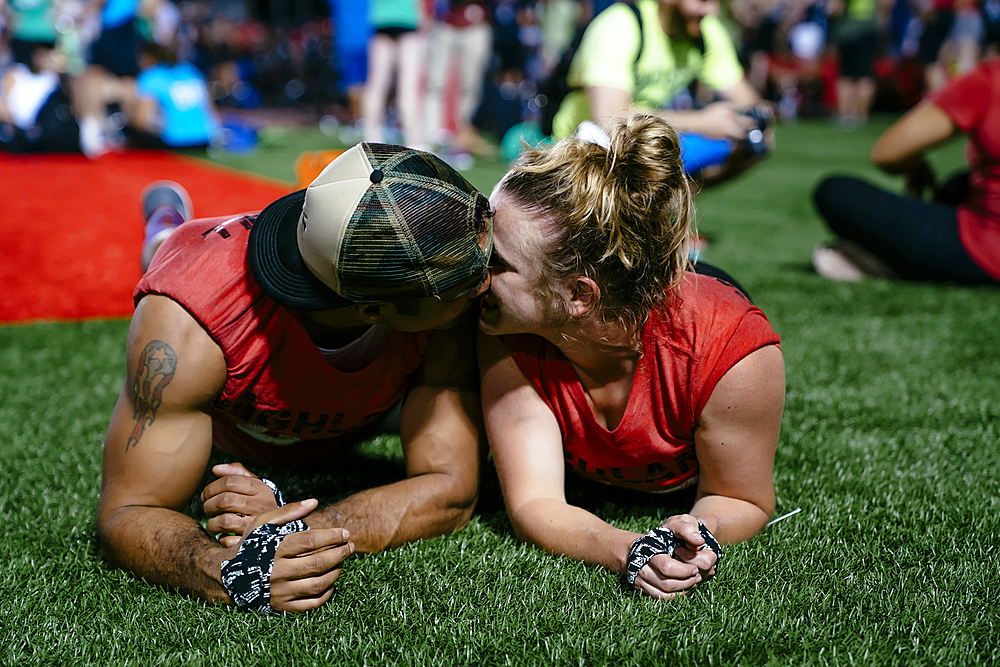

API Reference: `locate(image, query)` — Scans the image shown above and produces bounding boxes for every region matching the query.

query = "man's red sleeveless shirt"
[134,213,431,467]
[502,273,781,493]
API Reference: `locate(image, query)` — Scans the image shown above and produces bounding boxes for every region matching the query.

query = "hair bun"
[605,114,686,192]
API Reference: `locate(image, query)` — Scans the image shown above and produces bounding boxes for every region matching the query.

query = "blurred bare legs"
[362,30,427,148]
[423,20,491,151]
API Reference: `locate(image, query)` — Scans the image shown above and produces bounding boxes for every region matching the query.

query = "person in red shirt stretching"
[477,114,786,599]
[812,58,1000,286]
[100,143,493,614]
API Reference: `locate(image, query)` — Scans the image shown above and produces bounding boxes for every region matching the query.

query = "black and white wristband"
[261,477,289,508]
[220,478,307,614]
[259,477,308,542]
[624,520,723,589]
[696,520,723,570]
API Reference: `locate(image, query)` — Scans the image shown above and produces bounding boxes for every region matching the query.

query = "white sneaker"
[812,240,896,282]
[812,244,866,282]
[79,116,109,159]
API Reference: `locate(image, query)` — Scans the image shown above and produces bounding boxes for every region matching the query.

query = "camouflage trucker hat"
[248,142,493,311]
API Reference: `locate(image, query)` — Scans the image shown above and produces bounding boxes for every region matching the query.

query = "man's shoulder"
[650,272,764,340]
[410,311,476,389]
[135,213,263,324]
[127,292,228,399]
[145,213,257,271]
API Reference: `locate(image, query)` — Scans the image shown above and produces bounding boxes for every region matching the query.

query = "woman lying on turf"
[811,57,1000,286]
[477,114,785,599]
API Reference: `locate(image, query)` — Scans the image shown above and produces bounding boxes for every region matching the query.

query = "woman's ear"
[567,276,600,318]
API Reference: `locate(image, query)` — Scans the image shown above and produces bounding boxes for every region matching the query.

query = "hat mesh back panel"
[334,146,486,302]
[336,181,482,301]
[397,180,481,290]
[366,144,479,194]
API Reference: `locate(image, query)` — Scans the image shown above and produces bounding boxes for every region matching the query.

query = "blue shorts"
[337,47,367,89]
[679,133,734,174]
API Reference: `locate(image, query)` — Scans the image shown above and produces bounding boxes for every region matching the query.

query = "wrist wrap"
[625,526,677,588]
[220,478,307,614]
[696,520,723,569]
[261,477,288,507]
[624,520,723,589]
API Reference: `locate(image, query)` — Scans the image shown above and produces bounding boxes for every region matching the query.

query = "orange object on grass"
[295,149,346,188]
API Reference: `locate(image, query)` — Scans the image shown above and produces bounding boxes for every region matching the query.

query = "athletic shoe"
[140,181,192,272]
[141,180,192,223]
[812,240,896,282]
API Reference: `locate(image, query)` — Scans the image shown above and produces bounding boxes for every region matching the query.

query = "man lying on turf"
[477,115,785,598]
[99,143,492,614]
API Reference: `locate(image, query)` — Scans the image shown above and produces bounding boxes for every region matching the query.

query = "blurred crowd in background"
[1,0,998,159]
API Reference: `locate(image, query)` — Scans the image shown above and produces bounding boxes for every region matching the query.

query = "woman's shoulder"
[673,271,759,317]
[649,271,778,348]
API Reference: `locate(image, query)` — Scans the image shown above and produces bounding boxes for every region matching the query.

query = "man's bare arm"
[99,295,232,600]
[99,295,350,610]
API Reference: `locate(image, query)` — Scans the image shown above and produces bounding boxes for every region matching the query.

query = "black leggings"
[813,175,998,285]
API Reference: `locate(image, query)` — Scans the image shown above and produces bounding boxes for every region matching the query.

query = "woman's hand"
[663,514,719,577]
[630,514,718,599]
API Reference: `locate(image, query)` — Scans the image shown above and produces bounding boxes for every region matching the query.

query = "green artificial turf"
[2,118,999,666]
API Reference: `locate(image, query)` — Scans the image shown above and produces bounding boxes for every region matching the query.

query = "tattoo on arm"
[126,340,178,451]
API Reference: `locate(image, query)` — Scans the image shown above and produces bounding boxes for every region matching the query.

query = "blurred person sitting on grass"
[812,57,1000,286]
[72,38,219,157]
[100,143,492,615]
[0,40,80,153]
[477,114,785,599]
[548,0,773,187]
